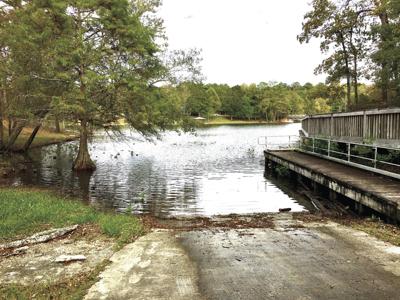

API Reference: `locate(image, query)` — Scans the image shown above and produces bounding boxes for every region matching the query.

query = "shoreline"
[10,136,78,153]
[202,119,297,126]
[1,122,79,153]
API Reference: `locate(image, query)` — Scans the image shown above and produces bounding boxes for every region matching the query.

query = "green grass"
[203,116,289,125]
[0,188,143,246]
[2,122,78,151]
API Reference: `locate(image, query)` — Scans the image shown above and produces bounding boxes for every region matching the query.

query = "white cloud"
[158,0,326,86]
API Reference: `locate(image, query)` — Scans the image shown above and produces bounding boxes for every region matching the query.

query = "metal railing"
[299,136,400,180]
[258,135,300,150]
[260,134,400,179]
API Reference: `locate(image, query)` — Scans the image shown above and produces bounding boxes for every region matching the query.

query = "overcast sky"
[158,0,326,86]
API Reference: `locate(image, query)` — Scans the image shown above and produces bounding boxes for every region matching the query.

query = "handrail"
[299,136,400,180]
[301,136,400,152]
[259,135,300,150]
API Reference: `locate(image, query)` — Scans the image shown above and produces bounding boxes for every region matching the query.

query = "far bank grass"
[203,116,292,126]
[2,123,78,151]
[0,188,143,246]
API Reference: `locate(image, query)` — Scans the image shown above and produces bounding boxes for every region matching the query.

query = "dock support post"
[355,203,364,215]
[265,157,270,174]
[312,182,319,194]
[329,190,337,202]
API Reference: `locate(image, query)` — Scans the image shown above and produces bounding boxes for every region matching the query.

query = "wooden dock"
[265,150,400,222]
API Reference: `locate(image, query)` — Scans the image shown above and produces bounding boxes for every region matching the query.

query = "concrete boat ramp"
[84,214,400,300]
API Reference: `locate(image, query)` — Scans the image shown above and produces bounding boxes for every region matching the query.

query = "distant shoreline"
[199,117,296,126]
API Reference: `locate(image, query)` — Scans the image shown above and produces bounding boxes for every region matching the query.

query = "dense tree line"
[299,0,400,109]
[170,81,381,121]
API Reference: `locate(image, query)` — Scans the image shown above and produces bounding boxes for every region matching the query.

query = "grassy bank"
[2,125,78,151]
[0,188,143,245]
[0,188,144,299]
[202,116,292,126]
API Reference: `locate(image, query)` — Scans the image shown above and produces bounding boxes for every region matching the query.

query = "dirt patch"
[294,212,400,247]
[0,155,27,179]
[293,212,331,223]
[336,218,400,247]
[140,213,275,231]
[0,260,108,300]
[0,225,115,287]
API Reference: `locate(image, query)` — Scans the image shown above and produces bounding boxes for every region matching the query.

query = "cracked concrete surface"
[84,230,202,300]
[85,215,400,300]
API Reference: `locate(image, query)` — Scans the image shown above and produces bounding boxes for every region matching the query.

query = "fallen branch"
[0,225,79,251]
[297,179,354,216]
[300,189,329,214]
[55,255,86,263]
[1,246,29,258]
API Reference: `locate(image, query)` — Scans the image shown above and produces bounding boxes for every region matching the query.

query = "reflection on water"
[10,124,307,217]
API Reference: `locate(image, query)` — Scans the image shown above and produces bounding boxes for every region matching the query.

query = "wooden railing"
[302,108,400,142]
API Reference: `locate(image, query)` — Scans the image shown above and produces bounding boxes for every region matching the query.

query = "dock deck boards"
[266,151,400,207]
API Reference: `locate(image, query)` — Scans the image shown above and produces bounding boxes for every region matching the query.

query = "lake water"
[10,123,310,217]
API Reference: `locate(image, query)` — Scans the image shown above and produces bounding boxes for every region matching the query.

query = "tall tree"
[0,0,200,167]
[299,0,369,107]
[371,0,400,104]
[44,0,199,170]
[0,0,71,150]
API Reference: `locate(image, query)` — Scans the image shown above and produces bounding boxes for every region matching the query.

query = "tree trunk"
[23,123,41,152]
[55,116,61,133]
[353,55,359,105]
[380,67,389,105]
[339,34,352,107]
[395,62,400,102]
[375,1,390,104]
[346,73,351,108]
[8,117,12,136]
[73,119,96,171]
[0,93,3,150]
[0,114,3,150]
[5,120,27,150]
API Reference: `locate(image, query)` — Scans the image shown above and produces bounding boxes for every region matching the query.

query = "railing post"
[289,135,291,148]
[363,110,368,140]
[347,143,351,162]
[374,147,378,169]
[312,138,315,153]
[328,140,331,157]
